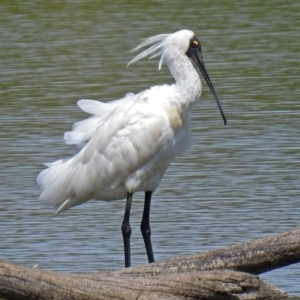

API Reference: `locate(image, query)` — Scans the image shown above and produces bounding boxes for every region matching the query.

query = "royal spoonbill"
[37,29,227,268]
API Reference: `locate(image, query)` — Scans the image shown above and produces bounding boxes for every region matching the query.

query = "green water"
[0,0,299,295]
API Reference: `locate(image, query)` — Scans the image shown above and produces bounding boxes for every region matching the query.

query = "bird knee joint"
[122,223,132,236]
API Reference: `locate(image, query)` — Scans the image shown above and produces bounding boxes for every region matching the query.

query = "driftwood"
[1,226,300,300]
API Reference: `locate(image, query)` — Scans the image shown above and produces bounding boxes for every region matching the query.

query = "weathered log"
[113,225,300,276]
[0,261,286,300]
[1,226,299,300]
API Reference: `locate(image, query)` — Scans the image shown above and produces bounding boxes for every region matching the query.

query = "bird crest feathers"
[127,30,195,70]
[127,33,170,70]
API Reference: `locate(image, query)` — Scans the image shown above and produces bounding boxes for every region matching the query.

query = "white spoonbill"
[37,29,227,268]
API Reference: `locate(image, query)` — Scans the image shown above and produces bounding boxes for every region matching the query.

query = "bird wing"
[64,92,134,148]
[38,90,171,211]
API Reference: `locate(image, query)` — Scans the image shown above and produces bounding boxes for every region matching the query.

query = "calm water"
[0,0,300,296]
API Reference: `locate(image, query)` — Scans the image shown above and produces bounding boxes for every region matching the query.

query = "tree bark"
[1,226,300,300]
[113,225,300,277]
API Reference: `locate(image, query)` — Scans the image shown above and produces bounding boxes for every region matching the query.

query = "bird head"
[128,29,227,125]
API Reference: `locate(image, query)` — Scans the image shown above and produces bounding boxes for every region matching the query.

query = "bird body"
[38,83,196,212]
[37,29,226,267]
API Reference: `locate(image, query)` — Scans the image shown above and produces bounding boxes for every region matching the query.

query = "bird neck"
[166,49,202,106]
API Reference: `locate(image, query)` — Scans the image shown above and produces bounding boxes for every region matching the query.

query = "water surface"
[0,0,299,295]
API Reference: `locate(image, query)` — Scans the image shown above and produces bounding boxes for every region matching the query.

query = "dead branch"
[1,226,299,300]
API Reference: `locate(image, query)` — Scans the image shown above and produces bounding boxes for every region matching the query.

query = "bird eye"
[191,40,199,48]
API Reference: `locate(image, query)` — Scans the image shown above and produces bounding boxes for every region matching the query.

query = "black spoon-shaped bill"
[186,39,227,125]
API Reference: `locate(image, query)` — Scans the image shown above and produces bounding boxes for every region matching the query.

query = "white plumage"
[37,29,226,267]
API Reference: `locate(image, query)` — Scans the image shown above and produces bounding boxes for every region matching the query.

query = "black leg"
[141,190,155,263]
[122,192,133,268]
